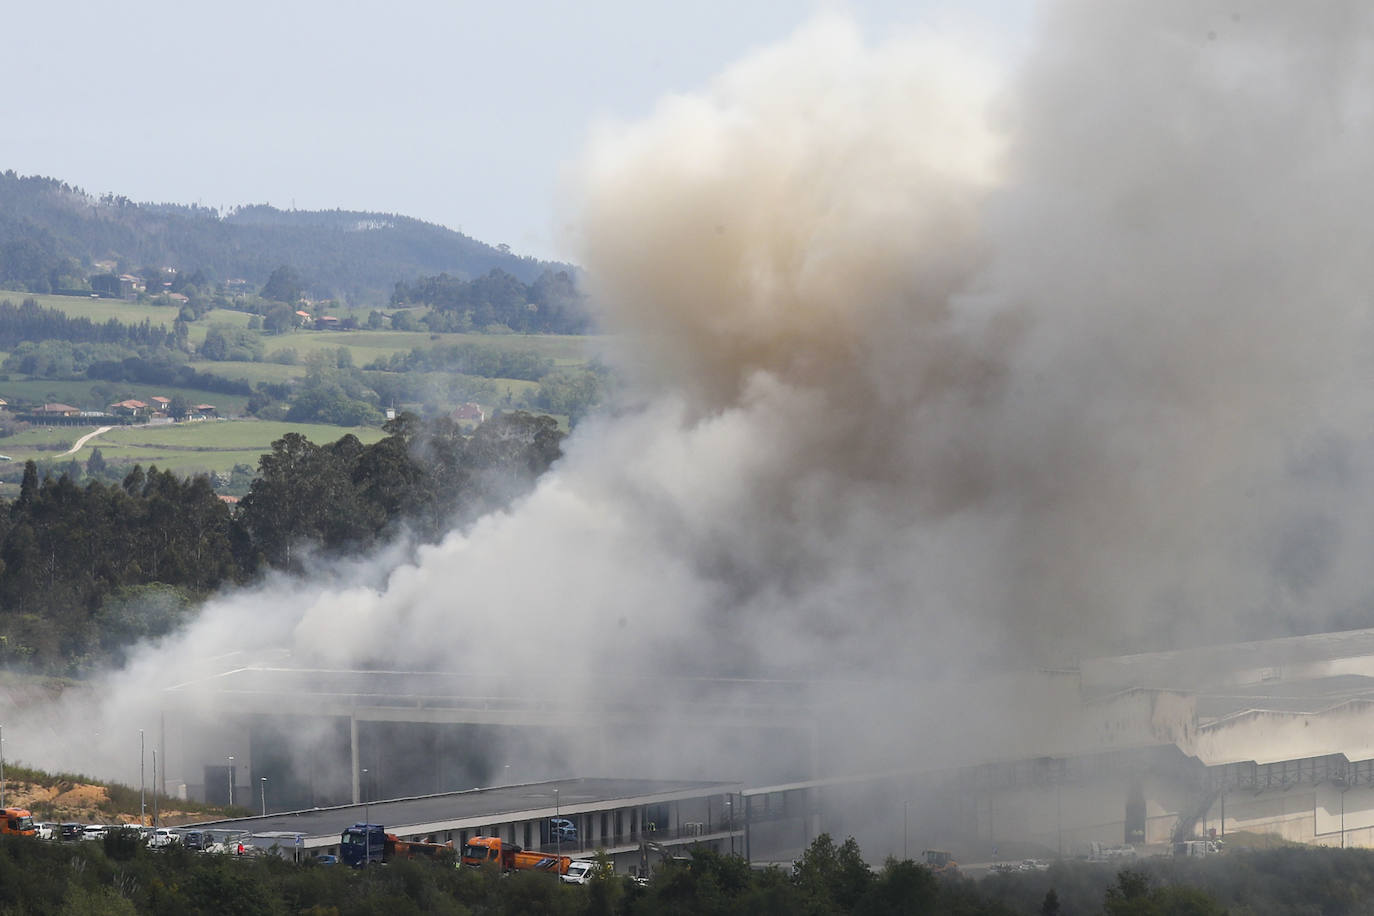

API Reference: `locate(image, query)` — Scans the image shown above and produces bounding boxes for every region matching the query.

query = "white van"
[148,828,180,848]
[562,860,596,885]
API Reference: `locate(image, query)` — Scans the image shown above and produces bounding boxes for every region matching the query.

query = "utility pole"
[139,729,145,824]
[152,749,158,827]
[261,777,267,818]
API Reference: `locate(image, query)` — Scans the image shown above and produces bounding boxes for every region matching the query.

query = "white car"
[81,825,108,841]
[148,828,180,848]
[33,822,54,840]
[562,861,596,885]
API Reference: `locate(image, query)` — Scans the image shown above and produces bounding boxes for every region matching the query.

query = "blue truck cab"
[340,823,387,867]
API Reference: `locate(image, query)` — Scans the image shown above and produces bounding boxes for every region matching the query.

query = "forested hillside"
[0,172,577,304]
[0,411,563,675]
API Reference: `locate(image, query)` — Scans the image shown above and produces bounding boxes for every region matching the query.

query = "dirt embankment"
[6,779,203,825]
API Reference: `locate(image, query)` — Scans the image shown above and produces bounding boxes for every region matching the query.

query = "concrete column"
[350,715,360,804]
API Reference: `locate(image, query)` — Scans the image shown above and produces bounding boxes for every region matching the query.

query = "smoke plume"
[13,1,1374,804]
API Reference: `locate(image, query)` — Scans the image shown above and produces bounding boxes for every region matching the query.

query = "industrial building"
[188,777,743,871]
[152,626,1374,864]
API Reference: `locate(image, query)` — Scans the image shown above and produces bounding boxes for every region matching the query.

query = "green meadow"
[0,293,599,473]
[0,292,182,327]
[0,419,385,476]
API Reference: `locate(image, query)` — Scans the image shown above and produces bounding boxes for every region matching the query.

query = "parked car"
[80,825,108,841]
[181,830,207,851]
[562,860,596,885]
[148,828,180,849]
[33,822,54,840]
[313,854,338,865]
[549,817,578,843]
[58,823,82,842]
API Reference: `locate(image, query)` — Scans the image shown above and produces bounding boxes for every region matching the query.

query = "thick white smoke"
[12,1,1374,794]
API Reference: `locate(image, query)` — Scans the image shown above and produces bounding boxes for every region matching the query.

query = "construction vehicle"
[922,849,959,876]
[339,823,454,867]
[0,808,35,837]
[461,835,571,875]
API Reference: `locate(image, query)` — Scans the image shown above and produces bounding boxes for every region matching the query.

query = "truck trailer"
[339,823,453,867]
[461,836,572,875]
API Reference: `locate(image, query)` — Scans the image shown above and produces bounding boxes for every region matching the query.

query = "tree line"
[391,268,591,334]
[364,341,555,381]
[38,827,1374,915]
[0,411,564,675]
[0,298,175,350]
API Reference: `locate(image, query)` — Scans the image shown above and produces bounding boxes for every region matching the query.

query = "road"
[58,426,113,457]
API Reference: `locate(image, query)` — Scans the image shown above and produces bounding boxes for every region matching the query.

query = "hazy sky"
[5,0,1032,263]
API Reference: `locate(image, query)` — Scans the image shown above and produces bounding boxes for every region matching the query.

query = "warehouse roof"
[188,776,739,847]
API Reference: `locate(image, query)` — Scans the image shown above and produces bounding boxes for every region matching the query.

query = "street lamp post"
[261,777,267,818]
[152,749,158,827]
[904,800,912,861]
[1,724,6,809]
[726,797,734,857]
[1056,780,1063,857]
[227,756,234,808]
[1341,784,1350,849]
[139,729,145,825]
[555,787,561,859]
[362,768,369,825]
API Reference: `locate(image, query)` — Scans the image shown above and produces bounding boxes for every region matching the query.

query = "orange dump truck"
[461,836,571,875]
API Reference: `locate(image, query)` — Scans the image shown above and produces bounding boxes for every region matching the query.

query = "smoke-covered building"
[148,627,1374,864]
[188,777,743,872]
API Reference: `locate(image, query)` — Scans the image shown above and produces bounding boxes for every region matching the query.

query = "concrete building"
[145,626,1374,864]
[187,777,742,872]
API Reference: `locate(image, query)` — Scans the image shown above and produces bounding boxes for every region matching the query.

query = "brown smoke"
[564,3,1374,670]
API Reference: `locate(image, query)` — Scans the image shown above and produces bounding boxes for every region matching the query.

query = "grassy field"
[257,327,603,365]
[0,295,607,436]
[0,292,182,328]
[6,293,605,366]
[0,419,385,476]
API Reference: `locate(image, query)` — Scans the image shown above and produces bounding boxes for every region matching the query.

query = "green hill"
[0,171,577,305]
